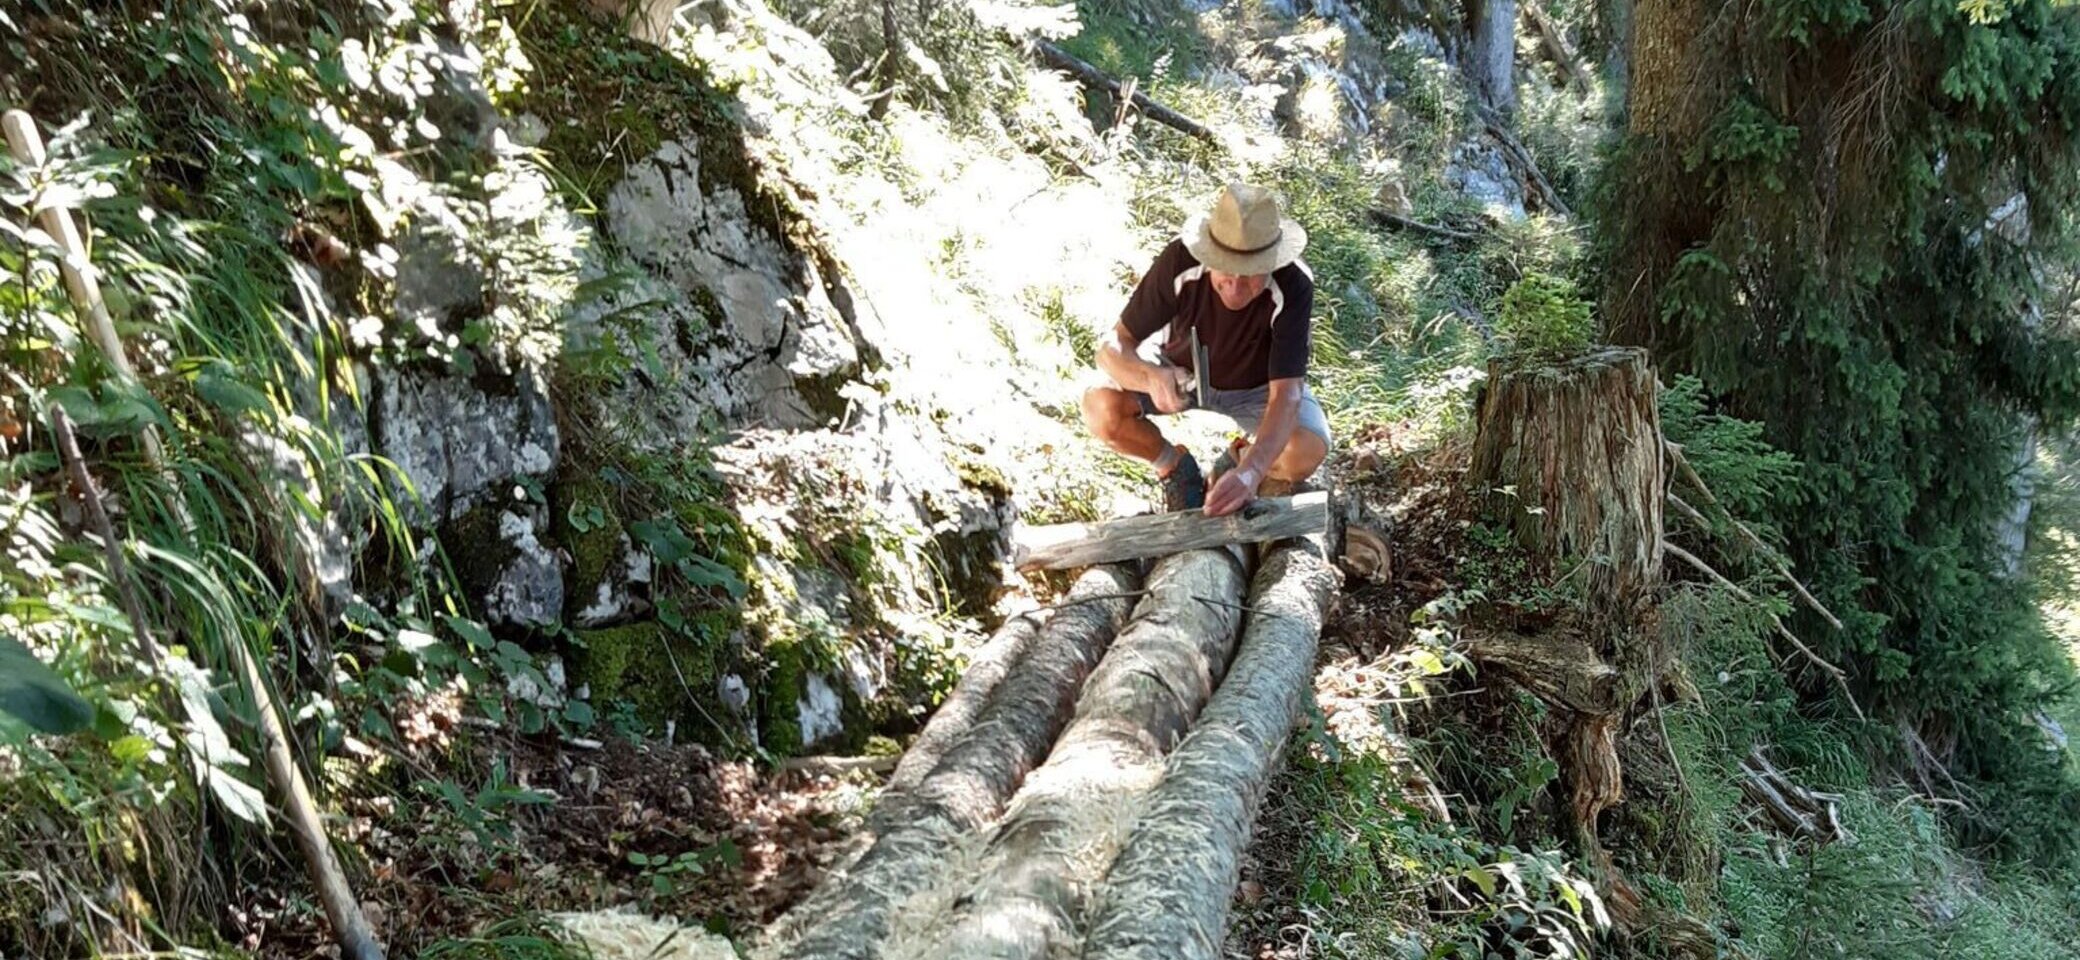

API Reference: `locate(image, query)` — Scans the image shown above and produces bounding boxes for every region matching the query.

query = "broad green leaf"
[0,635,93,734]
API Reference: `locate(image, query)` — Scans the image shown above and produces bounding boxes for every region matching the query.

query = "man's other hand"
[1146,365,1193,414]
[1204,463,1262,517]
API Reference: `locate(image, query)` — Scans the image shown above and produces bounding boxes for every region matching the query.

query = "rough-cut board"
[759,565,1140,960]
[1081,536,1339,960]
[1012,492,1330,571]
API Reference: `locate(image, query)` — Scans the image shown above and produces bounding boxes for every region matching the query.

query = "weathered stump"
[1467,346,1665,850]
[1468,346,1664,607]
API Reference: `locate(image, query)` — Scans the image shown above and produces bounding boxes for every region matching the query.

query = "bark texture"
[895,548,1250,960]
[763,564,1140,960]
[888,611,1047,791]
[1013,491,1330,571]
[1081,537,1340,960]
[1469,347,1664,609]
[1467,0,1521,116]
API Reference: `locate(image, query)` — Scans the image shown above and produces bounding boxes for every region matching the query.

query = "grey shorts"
[1123,380,1332,446]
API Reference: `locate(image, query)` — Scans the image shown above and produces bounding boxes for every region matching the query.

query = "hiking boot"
[1160,449,1206,512]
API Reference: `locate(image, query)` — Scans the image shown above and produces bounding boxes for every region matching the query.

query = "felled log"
[1032,40,1218,143]
[888,612,1046,791]
[1522,1,1595,90]
[896,548,1250,960]
[1475,105,1574,218]
[1013,491,1330,571]
[1081,537,1339,960]
[762,565,1140,960]
[1370,207,1482,244]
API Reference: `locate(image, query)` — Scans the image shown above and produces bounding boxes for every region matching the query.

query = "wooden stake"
[1012,491,1331,571]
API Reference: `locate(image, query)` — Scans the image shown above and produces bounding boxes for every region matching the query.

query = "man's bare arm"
[1097,323,1188,412]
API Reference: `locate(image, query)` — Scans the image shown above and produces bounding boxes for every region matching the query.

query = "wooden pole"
[6,109,384,960]
[1013,491,1331,571]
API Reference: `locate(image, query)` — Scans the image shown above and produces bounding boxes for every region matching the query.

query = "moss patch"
[554,472,625,618]
[574,616,734,742]
[440,503,522,618]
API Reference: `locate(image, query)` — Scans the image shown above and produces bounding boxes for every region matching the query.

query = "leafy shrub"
[1495,271,1597,359]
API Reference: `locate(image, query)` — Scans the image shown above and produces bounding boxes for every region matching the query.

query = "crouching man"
[1082,182,1330,517]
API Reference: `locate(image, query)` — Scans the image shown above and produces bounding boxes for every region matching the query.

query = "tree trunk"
[1467,0,1520,117]
[1603,0,1705,342]
[1469,347,1664,613]
[1081,537,1339,960]
[1468,347,1665,848]
[762,564,1140,960]
[892,548,1250,960]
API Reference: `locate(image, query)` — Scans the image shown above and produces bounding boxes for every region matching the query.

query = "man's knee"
[1082,385,1132,441]
[1271,427,1329,479]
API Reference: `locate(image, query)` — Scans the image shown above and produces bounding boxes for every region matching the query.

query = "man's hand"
[1204,463,1263,517]
[1145,364,1193,414]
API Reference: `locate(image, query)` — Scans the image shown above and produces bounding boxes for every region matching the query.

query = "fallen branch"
[1475,105,1572,218]
[1662,540,1866,721]
[1013,491,1331,571]
[1082,537,1339,960]
[1521,1,1594,91]
[1739,748,1852,844]
[1665,442,1843,630]
[1370,207,1481,244]
[780,754,901,777]
[762,564,1141,960]
[1033,40,1218,143]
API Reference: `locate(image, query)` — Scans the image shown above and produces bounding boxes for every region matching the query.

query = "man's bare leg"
[1081,385,1175,466]
[1230,429,1329,484]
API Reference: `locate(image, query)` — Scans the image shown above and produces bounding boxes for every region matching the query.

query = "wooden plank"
[1012,492,1330,571]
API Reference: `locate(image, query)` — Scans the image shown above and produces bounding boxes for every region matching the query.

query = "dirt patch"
[243,735,866,956]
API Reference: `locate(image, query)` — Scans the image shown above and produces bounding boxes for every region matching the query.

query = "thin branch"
[51,406,168,669]
[1665,442,1844,630]
[1663,539,1866,721]
[1032,40,1218,143]
[1370,208,1481,243]
[1475,105,1572,218]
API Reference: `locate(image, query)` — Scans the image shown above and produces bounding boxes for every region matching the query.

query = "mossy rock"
[554,472,626,618]
[440,503,522,615]
[574,617,735,742]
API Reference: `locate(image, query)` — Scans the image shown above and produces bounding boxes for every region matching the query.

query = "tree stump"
[1469,346,1664,610]
[1466,346,1665,853]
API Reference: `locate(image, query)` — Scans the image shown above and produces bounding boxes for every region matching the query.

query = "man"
[1082,182,1330,517]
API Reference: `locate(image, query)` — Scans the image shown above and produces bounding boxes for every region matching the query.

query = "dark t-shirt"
[1119,239,1314,391]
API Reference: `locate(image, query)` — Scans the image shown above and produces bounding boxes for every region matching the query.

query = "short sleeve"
[1120,240,1192,340]
[1267,266,1314,380]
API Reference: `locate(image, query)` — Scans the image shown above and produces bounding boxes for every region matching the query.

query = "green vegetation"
[1601,0,2080,863]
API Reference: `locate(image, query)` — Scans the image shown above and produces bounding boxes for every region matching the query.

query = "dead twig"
[1665,441,1843,630]
[1370,208,1481,243]
[1662,539,1866,721]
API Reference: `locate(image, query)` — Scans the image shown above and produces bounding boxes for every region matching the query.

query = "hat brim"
[1180,213,1308,275]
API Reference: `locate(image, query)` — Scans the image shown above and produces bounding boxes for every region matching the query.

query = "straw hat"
[1180,182,1308,276]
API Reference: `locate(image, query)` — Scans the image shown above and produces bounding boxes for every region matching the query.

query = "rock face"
[605,138,863,430]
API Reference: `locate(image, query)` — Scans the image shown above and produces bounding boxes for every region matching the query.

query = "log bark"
[1081,537,1339,960]
[893,548,1250,960]
[1468,347,1663,613]
[763,564,1140,960]
[1013,491,1330,571]
[1032,40,1218,143]
[888,611,1047,791]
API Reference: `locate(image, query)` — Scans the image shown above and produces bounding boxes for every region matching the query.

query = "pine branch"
[1663,540,1866,721]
